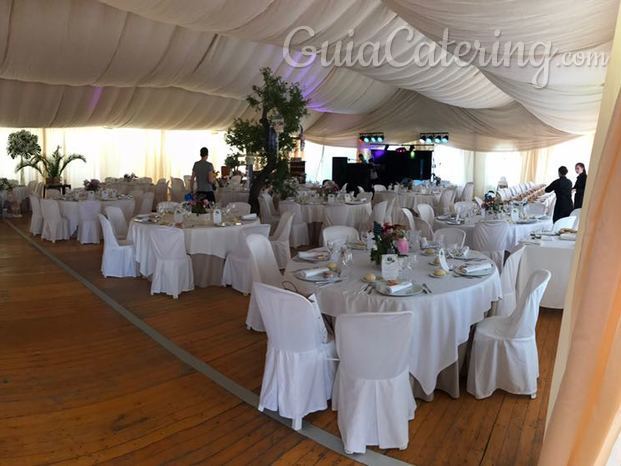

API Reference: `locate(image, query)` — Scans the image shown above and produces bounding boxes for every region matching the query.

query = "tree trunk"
[248,110,276,214]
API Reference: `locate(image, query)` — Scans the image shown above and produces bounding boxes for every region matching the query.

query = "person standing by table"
[190,147,216,204]
[545,165,574,222]
[573,162,587,209]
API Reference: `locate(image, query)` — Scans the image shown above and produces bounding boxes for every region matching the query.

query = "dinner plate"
[436,215,451,221]
[454,266,493,278]
[516,219,537,224]
[294,270,340,283]
[445,220,464,225]
[296,252,330,263]
[375,283,424,297]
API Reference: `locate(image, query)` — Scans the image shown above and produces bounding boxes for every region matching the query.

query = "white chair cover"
[322,226,359,245]
[371,201,388,226]
[453,201,477,217]
[98,214,137,278]
[525,202,547,216]
[413,217,433,240]
[553,216,578,232]
[29,195,43,235]
[278,201,309,248]
[40,199,69,243]
[154,180,168,205]
[156,201,178,212]
[462,182,475,201]
[333,312,416,454]
[78,200,102,244]
[259,193,280,228]
[434,227,466,247]
[474,196,484,208]
[105,206,129,239]
[323,204,351,227]
[230,175,242,185]
[401,208,416,231]
[415,203,435,226]
[149,227,194,299]
[339,182,348,192]
[382,192,399,224]
[129,190,144,216]
[270,211,294,268]
[569,208,581,217]
[254,283,336,430]
[221,224,271,294]
[467,270,551,399]
[472,221,510,272]
[496,246,526,317]
[227,202,251,216]
[245,234,283,331]
[357,186,365,194]
[138,192,154,214]
[170,177,186,202]
[45,189,61,200]
[436,188,456,213]
[373,184,386,192]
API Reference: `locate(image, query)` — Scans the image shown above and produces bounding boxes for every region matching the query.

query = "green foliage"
[7,130,41,160]
[269,158,299,199]
[224,154,242,170]
[15,146,86,179]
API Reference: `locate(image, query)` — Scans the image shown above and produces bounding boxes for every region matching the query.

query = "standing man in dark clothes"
[190,147,216,204]
[545,165,574,222]
[573,162,588,209]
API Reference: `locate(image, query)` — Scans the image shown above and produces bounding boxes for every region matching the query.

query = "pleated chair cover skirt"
[149,227,194,299]
[98,214,138,278]
[40,199,70,243]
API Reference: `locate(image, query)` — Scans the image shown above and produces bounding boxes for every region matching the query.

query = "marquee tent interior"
[2,0,621,465]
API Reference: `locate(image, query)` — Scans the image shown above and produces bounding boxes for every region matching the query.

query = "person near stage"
[545,165,574,222]
[573,162,587,209]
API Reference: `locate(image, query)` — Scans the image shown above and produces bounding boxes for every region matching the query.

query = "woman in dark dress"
[573,162,587,209]
[545,166,574,222]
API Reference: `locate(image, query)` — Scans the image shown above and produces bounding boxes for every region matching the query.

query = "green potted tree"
[225,67,308,212]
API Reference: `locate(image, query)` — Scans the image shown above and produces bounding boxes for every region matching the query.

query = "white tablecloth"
[0,186,29,204]
[216,190,249,206]
[516,238,575,309]
[128,219,256,284]
[433,216,553,251]
[59,198,135,235]
[297,201,372,229]
[104,182,154,195]
[284,249,502,395]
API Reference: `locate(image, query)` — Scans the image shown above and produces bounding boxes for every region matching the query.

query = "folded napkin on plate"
[241,213,257,220]
[462,262,493,273]
[298,267,329,278]
[386,281,412,294]
[521,239,542,246]
[560,232,577,241]
[298,250,328,260]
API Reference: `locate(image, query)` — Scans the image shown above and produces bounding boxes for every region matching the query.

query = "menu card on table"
[382,254,399,281]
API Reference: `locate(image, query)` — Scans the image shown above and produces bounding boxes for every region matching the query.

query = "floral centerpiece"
[0,178,17,191]
[123,173,138,182]
[369,222,407,265]
[481,190,504,214]
[183,193,213,215]
[318,180,339,199]
[83,179,101,191]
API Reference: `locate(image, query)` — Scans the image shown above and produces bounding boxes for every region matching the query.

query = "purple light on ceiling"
[88,86,104,113]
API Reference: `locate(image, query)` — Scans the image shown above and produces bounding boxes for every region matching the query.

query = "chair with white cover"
[258,193,280,229]
[496,246,526,317]
[40,199,70,243]
[370,201,388,226]
[525,202,547,216]
[462,182,474,201]
[279,201,309,248]
[254,283,336,430]
[434,228,466,248]
[415,203,435,226]
[137,192,154,215]
[474,196,484,208]
[357,191,373,202]
[435,188,455,214]
[553,216,577,232]
[569,209,581,229]
[154,179,168,205]
[149,227,194,299]
[382,192,399,224]
[98,214,137,278]
[45,189,61,200]
[357,186,365,194]
[413,217,433,240]
[323,204,351,227]
[78,200,102,244]
[401,208,416,231]
[332,312,415,454]
[227,202,251,216]
[270,211,294,268]
[183,175,192,191]
[453,201,476,217]
[339,182,348,192]
[322,226,359,245]
[170,178,186,202]
[230,174,242,185]
[129,190,144,216]
[222,224,271,294]
[467,270,551,399]
[472,221,510,272]
[104,206,128,239]
[245,234,284,331]
[156,201,178,212]
[29,195,43,235]
[373,184,386,192]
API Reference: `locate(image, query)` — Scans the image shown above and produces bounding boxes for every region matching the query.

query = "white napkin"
[462,262,493,273]
[521,239,542,246]
[298,250,328,260]
[241,213,257,220]
[438,249,450,272]
[298,267,329,278]
[560,232,577,241]
[386,281,412,294]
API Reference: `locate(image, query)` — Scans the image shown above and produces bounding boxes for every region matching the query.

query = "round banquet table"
[433,215,553,251]
[297,201,372,229]
[59,198,136,235]
[128,218,257,287]
[284,248,502,398]
[216,189,249,206]
[515,237,575,309]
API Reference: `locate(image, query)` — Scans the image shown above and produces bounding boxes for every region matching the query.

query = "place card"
[381,254,399,281]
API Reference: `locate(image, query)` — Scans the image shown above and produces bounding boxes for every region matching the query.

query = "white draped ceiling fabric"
[0,0,618,151]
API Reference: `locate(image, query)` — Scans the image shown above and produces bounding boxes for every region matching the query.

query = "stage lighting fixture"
[419,132,449,145]
[359,132,385,145]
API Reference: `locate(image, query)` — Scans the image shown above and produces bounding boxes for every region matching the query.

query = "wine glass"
[341,246,353,279]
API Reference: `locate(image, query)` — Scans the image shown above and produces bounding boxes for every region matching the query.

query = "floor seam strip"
[6,220,413,466]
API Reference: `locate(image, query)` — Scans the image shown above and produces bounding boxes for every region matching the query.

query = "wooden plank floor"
[4,216,563,465]
[0,220,358,466]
